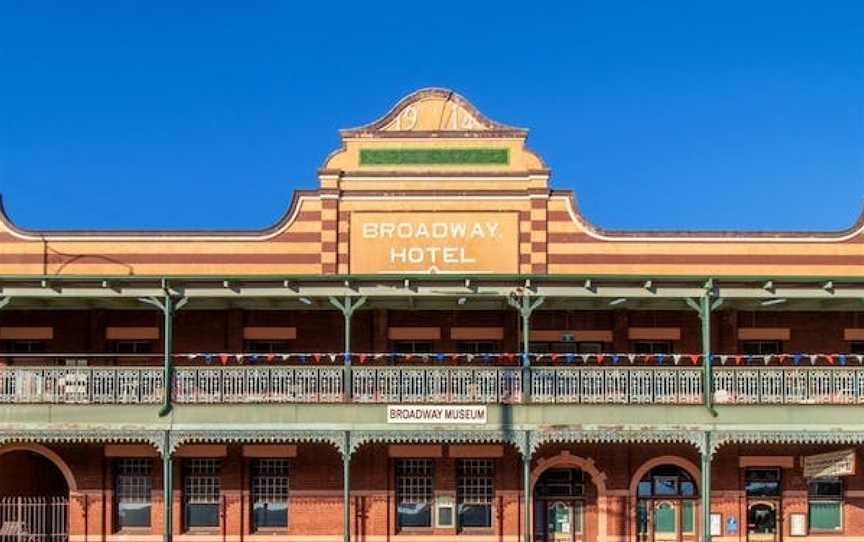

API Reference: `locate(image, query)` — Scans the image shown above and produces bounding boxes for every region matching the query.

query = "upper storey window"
[741,341,782,355]
[633,341,672,354]
[4,340,48,354]
[110,341,154,354]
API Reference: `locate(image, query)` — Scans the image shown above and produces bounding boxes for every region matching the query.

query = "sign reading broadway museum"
[350,211,519,274]
[387,405,487,424]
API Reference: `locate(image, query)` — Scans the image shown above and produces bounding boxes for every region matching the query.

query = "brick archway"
[628,455,701,542]
[531,451,609,542]
[0,442,78,492]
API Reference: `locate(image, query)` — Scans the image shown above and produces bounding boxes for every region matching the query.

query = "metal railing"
[530,366,703,404]
[1,357,863,406]
[0,496,67,542]
[352,366,522,403]
[713,367,864,404]
[0,367,163,404]
[174,366,343,403]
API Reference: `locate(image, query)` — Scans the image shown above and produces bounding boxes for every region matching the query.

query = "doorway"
[745,468,781,542]
[534,468,594,542]
[636,465,698,542]
[0,449,70,541]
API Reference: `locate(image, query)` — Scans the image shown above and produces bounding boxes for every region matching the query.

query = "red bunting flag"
[359,353,368,364]
[596,354,606,364]
[551,353,560,364]
[689,354,700,365]
[265,353,275,364]
[312,353,322,363]
[219,353,230,366]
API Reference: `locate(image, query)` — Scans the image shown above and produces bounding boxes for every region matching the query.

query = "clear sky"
[1,2,861,231]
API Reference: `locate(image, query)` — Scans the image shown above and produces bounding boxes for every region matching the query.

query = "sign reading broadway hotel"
[387,405,488,424]
[351,211,519,273]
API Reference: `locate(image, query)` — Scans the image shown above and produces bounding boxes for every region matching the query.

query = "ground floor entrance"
[0,449,69,542]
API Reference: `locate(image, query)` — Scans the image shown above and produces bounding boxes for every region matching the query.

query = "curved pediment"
[340,88,527,137]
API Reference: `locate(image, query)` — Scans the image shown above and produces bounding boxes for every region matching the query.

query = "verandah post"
[701,431,713,542]
[329,296,367,402]
[686,283,721,416]
[162,430,173,542]
[508,292,544,403]
[343,430,352,542]
[523,430,532,542]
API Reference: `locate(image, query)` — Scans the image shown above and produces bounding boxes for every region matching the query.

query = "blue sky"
[1,2,861,231]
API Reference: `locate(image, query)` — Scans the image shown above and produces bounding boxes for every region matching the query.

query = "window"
[115,459,152,528]
[246,340,291,354]
[5,340,48,353]
[746,468,781,497]
[252,459,289,530]
[393,342,433,354]
[531,342,605,354]
[184,459,221,529]
[633,341,672,354]
[396,459,433,528]
[808,478,843,532]
[110,341,154,354]
[535,468,585,497]
[741,341,782,355]
[456,341,498,354]
[850,342,864,355]
[457,459,494,528]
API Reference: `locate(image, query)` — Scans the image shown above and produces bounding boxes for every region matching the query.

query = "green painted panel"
[809,501,841,531]
[654,502,676,533]
[359,148,509,165]
[682,501,694,533]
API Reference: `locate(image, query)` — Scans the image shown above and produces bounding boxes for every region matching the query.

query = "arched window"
[636,465,698,537]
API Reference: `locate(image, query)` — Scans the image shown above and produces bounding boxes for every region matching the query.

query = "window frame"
[395,459,434,530]
[392,341,434,354]
[740,341,782,356]
[114,458,153,530]
[632,341,673,354]
[456,459,495,530]
[183,459,222,530]
[807,477,844,533]
[245,340,292,354]
[250,458,290,531]
[108,340,155,354]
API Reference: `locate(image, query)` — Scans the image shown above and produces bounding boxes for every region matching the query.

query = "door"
[638,500,696,542]
[748,501,779,542]
[652,501,678,542]
[543,500,584,542]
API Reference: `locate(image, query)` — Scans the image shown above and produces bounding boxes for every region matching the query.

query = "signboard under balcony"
[387,405,487,424]
[802,449,856,479]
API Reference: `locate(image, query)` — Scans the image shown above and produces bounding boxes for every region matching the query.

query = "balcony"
[2,353,864,406]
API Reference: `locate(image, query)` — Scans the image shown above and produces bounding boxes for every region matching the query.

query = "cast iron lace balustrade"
[0,353,863,405]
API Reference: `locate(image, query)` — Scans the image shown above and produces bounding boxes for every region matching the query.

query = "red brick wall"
[6,441,864,540]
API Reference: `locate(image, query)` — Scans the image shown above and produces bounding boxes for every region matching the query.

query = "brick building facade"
[1,89,863,542]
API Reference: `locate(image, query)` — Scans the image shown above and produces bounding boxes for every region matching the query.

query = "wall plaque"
[350,211,519,274]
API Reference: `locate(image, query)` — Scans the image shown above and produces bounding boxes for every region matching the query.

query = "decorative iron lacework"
[168,430,347,456]
[359,148,509,166]
[712,431,864,455]
[0,430,164,453]
[529,430,708,456]
[349,430,526,455]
